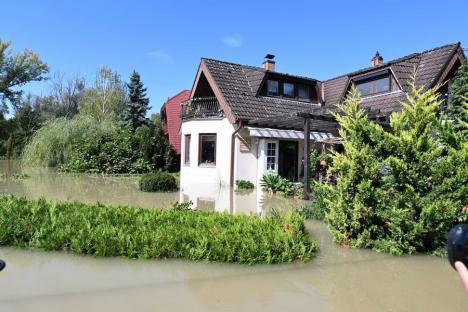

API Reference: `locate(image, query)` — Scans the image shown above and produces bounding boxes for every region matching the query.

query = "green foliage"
[324,81,468,255]
[0,195,317,264]
[62,127,151,174]
[120,71,151,131]
[235,180,254,189]
[21,116,105,167]
[0,38,48,113]
[261,173,298,196]
[171,200,193,211]
[79,67,127,123]
[310,149,333,180]
[139,171,178,192]
[298,181,332,221]
[447,61,468,135]
[21,114,175,174]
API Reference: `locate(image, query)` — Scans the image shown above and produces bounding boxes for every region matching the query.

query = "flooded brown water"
[0,161,467,311]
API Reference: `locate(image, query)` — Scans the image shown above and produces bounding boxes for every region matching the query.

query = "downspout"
[230,120,244,186]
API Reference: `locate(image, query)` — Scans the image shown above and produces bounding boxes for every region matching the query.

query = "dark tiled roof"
[359,91,406,114]
[323,43,461,109]
[201,42,462,121]
[203,58,320,120]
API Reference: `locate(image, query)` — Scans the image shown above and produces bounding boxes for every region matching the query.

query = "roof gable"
[194,42,463,122]
[202,58,321,121]
[323,42,462,107]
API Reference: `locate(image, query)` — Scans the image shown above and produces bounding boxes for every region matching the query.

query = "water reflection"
[0,222,466,312]
[0,160,303,214]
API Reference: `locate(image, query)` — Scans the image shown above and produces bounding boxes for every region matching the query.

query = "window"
[298,85,310,99]
[199,134,216,165]
[283,82,294,98]
[266,142,277,171]
[267,80,279,96]
[184,134,191,164]
[355,74,390,96]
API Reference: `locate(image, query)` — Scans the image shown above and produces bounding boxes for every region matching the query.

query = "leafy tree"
[11,95,43,156]
[152,113,177,171]
[43,74,85,119]
[447,61,468,135]
[62,127,151,174]
[0,39,48,114]
[322,80,467,256]
[121,71,151,131]
[79,67,126,123]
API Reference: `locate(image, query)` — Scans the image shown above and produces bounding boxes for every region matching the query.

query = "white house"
[179,43,465,195]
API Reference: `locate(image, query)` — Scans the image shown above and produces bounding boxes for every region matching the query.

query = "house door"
[278,141,298,181]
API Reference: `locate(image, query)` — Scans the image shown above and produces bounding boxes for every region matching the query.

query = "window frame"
[265,140,279,173]
[198,133,217,166]
[264,79,313,102]
[267,80,280,96]
[184,134,191,165]
[283,82,295,98]
[297,84,310,100]
[353,73,391,97]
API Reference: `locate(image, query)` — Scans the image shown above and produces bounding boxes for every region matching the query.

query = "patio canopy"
[245,126,341,144]
[247,106,389,200]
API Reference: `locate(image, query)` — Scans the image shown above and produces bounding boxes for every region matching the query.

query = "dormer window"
[298,85,310,99]
[283,82,295,98]
[354,73,390,96]
[267,80,279,96]
[262,77,318,102]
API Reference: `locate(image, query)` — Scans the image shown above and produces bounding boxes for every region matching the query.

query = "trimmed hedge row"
[0,195,317,264]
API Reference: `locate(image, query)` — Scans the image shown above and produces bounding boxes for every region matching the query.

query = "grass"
[0,195,317,264]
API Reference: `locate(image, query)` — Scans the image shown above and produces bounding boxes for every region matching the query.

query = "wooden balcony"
[181,96,224,120]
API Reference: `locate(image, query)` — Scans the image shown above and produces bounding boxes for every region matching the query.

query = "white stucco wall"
[180,118,235,186]
[233,136,258,185]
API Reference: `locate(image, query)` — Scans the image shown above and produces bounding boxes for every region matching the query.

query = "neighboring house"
[180,42,465,191]
[161,90,191,155]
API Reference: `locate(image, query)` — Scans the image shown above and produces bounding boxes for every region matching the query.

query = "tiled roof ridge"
[201,57,263,71]
[324,42,460,82]
[164,89,191,104]
[202,57,318,82]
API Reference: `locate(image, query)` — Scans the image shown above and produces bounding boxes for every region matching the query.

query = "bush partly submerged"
[139,171,178,192]
[0,195,317,264]
[235,179,254,190]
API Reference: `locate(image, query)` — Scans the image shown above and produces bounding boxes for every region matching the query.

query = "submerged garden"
[0,38,467,264]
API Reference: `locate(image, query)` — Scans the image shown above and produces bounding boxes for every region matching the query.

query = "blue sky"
[2,0,467,115]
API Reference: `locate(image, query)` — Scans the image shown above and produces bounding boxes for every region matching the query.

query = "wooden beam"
[303,117,311,200]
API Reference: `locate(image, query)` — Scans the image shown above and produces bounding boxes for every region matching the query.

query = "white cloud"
[222,34,243,48]
[147,50,173,63]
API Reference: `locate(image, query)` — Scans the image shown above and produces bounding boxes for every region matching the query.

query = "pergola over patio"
[248,106,389,200]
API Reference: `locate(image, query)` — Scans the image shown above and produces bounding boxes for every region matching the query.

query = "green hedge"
[0,195,317,264]
[235,180,254,190]
[139,171,178,192]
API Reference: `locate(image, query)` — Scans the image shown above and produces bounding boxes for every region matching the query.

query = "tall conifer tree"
[121,71,151,131]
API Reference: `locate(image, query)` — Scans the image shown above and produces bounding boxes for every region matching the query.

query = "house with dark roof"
[179,42,465,194]
[161,89,191,155]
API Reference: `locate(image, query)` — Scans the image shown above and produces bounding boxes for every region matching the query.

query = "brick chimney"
[371,51,383,67]
[263,54,276,71]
